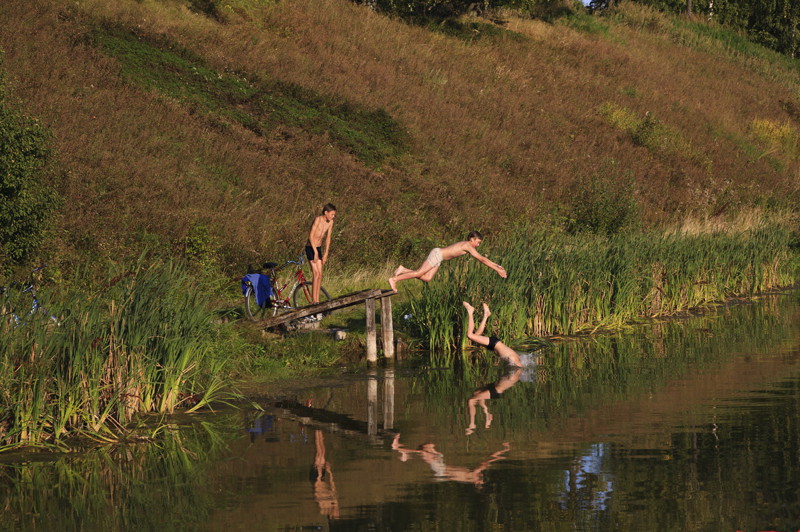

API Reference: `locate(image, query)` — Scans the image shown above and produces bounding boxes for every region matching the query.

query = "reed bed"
[409,226,799,361]
[0,258,233,450]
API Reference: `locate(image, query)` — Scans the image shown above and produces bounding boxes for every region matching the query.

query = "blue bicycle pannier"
[241,273,272,308]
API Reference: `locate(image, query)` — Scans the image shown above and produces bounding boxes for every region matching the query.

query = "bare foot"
[482,302,491,317]
[389,277,398,292]
[393,266,407,277]
[462,301,475,313]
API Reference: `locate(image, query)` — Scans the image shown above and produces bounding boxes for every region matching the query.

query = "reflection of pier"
[261,289,396,363]
[272,368,396,439]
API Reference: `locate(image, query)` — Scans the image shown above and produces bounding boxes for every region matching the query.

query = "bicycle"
[242,253,330,321]
[1,266,60,328]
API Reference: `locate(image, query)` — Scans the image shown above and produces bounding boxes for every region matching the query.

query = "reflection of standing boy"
[306,203,336,303]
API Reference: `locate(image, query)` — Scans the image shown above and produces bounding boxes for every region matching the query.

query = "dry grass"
[1,0,798,274]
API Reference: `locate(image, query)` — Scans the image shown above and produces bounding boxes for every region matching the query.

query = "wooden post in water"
[366,298,377,363]
[380,296,394,359]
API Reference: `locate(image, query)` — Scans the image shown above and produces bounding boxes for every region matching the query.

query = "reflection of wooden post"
[366,298,377,363]
[380,296,394,359]
[367,370,378,436]
[383,367,395,430]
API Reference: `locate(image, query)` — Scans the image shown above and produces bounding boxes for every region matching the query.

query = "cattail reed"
[0,258,232,450]
[409,225,799,362]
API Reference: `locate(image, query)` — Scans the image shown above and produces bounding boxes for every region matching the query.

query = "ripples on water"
[1,292,800,532]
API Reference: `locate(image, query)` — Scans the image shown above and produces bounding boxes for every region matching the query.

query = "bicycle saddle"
[262,262,279,270]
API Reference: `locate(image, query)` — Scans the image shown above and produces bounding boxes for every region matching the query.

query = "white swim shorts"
[426,247,443,268]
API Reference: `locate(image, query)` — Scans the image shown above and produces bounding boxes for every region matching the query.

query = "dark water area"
[2,292,800,532]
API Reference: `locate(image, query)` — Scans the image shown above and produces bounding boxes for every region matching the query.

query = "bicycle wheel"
[244,286,267,321]
[291,281,330,308]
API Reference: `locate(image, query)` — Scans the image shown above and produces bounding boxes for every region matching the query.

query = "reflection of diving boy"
[391,434,510,487]
[466,367,522,435]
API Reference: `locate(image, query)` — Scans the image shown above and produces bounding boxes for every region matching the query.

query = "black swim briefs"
[477,383,502,399]
[305,245,323,262]
[486,336,500,351]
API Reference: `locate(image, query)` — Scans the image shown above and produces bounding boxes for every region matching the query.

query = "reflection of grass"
[415,292,799,434]
[0,418,236,530]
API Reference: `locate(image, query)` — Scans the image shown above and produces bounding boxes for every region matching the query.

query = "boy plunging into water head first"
[462,301,521,367]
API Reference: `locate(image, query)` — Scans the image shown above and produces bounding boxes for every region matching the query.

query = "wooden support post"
[365,298,377,363]
[380,296,394,359]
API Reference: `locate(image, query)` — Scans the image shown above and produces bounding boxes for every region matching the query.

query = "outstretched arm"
[466,248,507,278]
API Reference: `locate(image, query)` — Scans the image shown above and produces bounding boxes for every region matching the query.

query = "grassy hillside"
[1,0,799,274]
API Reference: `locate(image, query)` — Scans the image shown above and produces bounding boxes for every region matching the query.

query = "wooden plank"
[262,288,382,329]
[366,298,377,363]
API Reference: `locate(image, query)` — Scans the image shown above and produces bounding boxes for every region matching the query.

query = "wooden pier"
[261,288,397,363]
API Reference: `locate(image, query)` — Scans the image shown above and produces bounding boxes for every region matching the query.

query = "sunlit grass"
[0,257,237,450]
[409,224,800,363]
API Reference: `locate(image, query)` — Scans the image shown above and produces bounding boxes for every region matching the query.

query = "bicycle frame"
[269,256,310,308]
[1,266,57,327]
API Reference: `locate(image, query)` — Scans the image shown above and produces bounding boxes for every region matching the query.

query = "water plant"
[0,256,234,450]
[409,225,799,361]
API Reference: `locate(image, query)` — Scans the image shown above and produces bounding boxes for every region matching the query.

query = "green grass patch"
[558,12,610,35]
[599,102,704,164]
[88,23,408,167]
[424,18,527,43]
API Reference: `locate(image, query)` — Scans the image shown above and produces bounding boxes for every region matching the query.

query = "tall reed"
[409,225,799,361]
[0,257,233,450]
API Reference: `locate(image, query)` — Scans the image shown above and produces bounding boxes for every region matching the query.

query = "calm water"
[2,292,800,532]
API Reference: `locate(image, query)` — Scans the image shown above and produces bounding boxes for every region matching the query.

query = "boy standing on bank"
[306,203,337,303]
[388,231,506,292]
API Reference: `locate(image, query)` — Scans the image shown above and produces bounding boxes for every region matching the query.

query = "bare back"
[438,240,477,261]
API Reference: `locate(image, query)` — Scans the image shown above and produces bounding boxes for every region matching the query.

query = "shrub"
[0,69,60,265]
[564,162,640,236]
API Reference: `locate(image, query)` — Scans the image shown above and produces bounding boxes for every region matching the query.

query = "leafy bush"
[0,70,59,265]
[564,163,640,236]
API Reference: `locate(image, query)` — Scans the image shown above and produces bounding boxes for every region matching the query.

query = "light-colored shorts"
[425,248,443,268]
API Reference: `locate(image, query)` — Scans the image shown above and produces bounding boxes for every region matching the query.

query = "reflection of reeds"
[0,419,234,529]
[0,257,232,450]
[411,226,798,360]
[413,291,799,434]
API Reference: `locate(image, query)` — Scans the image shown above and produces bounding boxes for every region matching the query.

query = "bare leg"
[389,260,436,291]
[463,301,476,335]
[393,266,413,276]
[463,302,491,347]
[310,259,323,303]
[475,303,491,336]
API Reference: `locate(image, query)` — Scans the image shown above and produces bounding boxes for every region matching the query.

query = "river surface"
[2,291,800,532]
